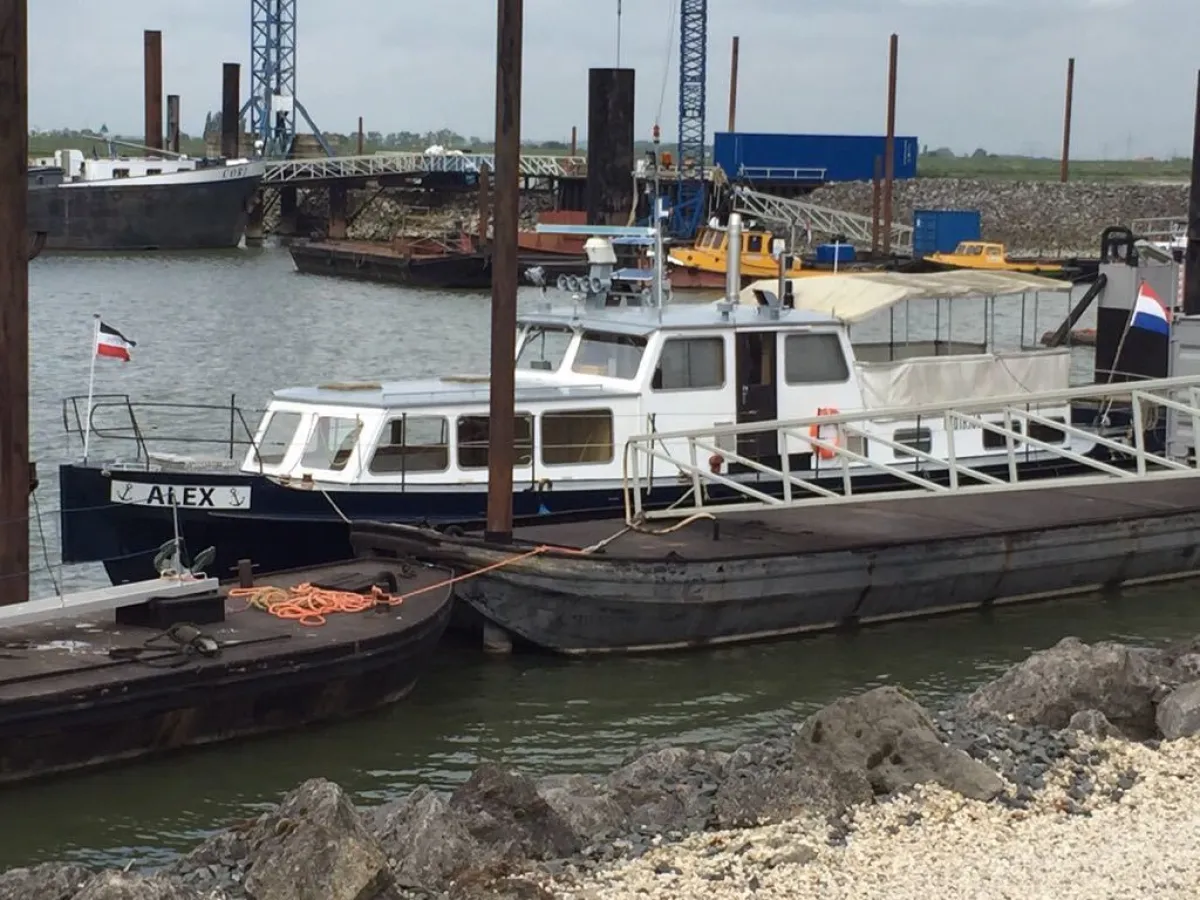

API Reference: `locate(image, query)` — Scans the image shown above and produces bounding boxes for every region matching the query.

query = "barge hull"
[350,478,1200,654]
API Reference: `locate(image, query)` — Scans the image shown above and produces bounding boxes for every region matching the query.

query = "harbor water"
[9,247,1199,871]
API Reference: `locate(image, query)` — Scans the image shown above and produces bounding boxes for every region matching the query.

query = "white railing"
[731,185,914,254]
[1131,216,1187,240]
[262,152,587,185]
[737,166,828,182]
[621,373,1200,522]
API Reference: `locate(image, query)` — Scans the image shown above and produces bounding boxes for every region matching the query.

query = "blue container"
[815,243,857,265]
[911,209,982,258]
[713,133,918,183]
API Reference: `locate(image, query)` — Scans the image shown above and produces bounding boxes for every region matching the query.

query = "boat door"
[735,331,779,460]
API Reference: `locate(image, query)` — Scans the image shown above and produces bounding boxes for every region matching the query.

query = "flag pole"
[82,314,99,462]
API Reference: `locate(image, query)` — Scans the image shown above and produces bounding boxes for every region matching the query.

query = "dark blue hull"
[59,448,1124,587]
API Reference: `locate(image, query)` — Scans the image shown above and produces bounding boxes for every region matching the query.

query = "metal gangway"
[262,151,587,186]
[621,374,1200,522]
[731,185,914,255]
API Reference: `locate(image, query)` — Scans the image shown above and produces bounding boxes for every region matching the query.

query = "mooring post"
[477,162,491,251]
[0,0,29,606]
[570,125,577,157]
[143,29,163,153]
[871,155,883,256]
[166,94,180,154]
[1185,70,1200,317]
[328,185,348,240]
[586,68,636,226]
[881,33,898,257]
[1060,57,1075,184]
[220,63,240,159]
[484,0,523,544]
[727,35,740,132]
[357,116,364,156]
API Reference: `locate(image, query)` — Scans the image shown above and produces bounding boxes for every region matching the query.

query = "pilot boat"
[59,217,1094,586]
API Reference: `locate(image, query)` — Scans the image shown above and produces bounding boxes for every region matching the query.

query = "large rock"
[1156,681,1200,740]
[711,736,872,828]
[534,774,628,846]
[241,778,390,900]
[605,746,728,835]
[371,786,484,891]
[448,764,580,861]
[795,686,1005,801]
[0,862,93,900]
[966,637,1169,737]
[74,872,219,900]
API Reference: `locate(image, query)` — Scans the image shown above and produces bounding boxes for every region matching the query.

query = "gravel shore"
[546,735,1200,900]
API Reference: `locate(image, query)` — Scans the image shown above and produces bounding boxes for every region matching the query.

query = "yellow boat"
[925,241,1065,275]
[667,226,818,289]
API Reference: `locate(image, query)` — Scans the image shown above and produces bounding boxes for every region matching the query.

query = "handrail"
[620,372,1200,522]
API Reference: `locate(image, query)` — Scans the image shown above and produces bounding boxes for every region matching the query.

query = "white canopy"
[738,269,1072,324]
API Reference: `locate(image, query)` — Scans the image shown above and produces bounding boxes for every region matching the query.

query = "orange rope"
[229,543,570,626]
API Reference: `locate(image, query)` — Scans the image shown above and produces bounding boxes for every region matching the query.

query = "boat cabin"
[28,149,253,184]
[241,262,1080,492]
[669,224,803,277]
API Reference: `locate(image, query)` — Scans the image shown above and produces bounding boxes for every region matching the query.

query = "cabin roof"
[516,299,836,335]
[272,377,639,410]
[739,269,1071,325]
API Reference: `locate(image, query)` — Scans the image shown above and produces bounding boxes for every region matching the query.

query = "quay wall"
[4,634,1200,899]
[807,177,1189,256]
[268,178,1188,254]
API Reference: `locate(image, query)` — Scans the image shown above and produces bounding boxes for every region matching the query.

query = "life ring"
[708,453,723,474]
[808,407,840,460]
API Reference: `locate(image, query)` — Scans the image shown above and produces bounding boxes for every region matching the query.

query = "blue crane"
[671,0,708,239]
[246,0,331,158]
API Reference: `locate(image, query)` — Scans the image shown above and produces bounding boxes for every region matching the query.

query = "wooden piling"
[1184,70,1200,317]
[221,63,240,159]
[727,36,739,132]
[143,30,163,152]
[881,33,898,256]
[166,94,180,154]
[1060,58,1075,183]
[357,116,364,155]
[477,162,491,250]
[0,0,29,606]
[871,155,882,256]
[484,0,523,542]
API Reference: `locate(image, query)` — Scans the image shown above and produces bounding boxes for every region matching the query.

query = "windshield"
[571,330,647,379]
[252,410,303,466]
[300,415,362,472]
[516,325,574,372]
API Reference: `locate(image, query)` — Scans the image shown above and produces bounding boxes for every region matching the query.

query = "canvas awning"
[738,269,1071,325]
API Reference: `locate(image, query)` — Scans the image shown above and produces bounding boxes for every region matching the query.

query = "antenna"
[616,0,623,67]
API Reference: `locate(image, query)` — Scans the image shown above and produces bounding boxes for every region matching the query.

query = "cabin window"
[369,415,449,473]
[747,234,763,253]
[300,416,362,472]
[541,409,615,465]
[147,168,162,176]
[253,411,303,466]
[517,325,573,372]
[652,337,725,390]
[982,420,1022,450]
[571,331,647,379]
[1027,417,1066,445]
[113,168,130,179]
[457,414,533,469]
[783,334,850,384]
[892,427,932,457]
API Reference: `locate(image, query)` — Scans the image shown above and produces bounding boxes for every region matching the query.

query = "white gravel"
[543,736,1200,900]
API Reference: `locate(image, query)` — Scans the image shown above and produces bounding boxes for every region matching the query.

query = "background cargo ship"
[28,149,265,251]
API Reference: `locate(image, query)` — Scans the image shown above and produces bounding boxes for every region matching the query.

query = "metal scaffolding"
[672,0,707,239]
[247,0,330,158]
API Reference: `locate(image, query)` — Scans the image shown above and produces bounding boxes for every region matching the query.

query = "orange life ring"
[809,407,840,460]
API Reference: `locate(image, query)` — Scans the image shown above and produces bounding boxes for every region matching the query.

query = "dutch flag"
[95,320,136,362]
[1130,282,1171,336]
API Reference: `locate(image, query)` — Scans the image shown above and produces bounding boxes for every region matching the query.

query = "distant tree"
[971,147,988,158]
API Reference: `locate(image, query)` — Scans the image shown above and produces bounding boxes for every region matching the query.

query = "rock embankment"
[4,634,1200,900]
[807,178,1188,256]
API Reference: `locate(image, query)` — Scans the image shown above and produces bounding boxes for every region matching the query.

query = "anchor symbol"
[115,482,133,502]
[228,488,246,507]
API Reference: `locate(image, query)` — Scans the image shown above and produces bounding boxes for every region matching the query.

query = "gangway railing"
[730,185,914,255]
[621,373,1200,522]
[262,152,587,185]
[1131,216,1186,240]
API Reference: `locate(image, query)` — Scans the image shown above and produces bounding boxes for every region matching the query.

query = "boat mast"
[0,0,29,606]
[484,0,523,544]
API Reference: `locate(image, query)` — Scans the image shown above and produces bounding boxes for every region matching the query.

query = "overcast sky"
[27,0,1200,158]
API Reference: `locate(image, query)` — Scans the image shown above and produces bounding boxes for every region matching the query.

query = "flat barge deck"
[0,561,453,784]
[352,478,1200,655]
